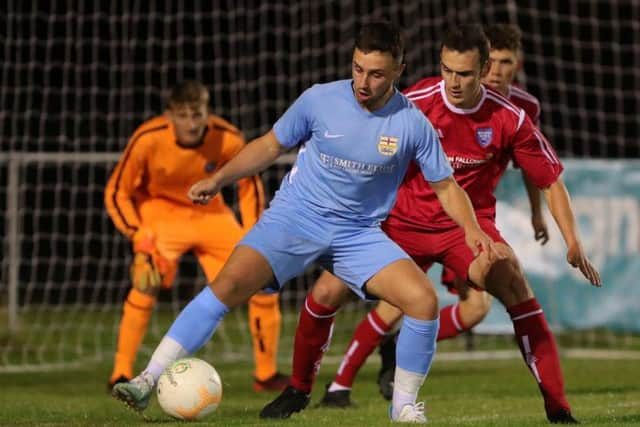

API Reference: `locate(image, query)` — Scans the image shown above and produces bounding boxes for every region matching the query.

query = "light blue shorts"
[239,202,409,300]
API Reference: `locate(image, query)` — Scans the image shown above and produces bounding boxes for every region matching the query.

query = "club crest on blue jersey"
[476,128,493,147]
[204,161,217,173]
[378,135,399,156]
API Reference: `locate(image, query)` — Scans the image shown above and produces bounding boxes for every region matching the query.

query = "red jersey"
[387,77,562,231]
[508,84,541,126]
[508,84,542,170]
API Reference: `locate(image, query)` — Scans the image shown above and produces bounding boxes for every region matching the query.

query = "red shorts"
[382,218,507,290]
[440,266,459,292]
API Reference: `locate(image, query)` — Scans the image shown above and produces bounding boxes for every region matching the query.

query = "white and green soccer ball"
[156,357,223,421]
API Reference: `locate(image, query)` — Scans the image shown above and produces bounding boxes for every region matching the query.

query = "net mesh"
[1,1,639,370]
[3,1,638,155]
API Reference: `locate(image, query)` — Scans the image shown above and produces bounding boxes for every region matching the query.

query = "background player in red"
[104,80,288,392]
[484,23,549,244]
[276,24,601,424]
[372,22,553,401]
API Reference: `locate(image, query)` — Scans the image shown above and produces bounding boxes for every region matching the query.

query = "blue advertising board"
[431,160,640,333]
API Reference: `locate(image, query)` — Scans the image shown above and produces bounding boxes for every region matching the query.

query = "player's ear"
[480,59,491,78]
[395,62,406,79]
[517,51,524,72]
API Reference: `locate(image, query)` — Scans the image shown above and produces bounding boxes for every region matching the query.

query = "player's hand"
[130,228,169,291]
[188,176,222,205]
[566,242,601,287]
[531,213,549,245]
[464,226,502,261]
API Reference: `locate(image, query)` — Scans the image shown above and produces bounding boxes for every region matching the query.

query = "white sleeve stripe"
[486,92,522,117]
[405,87,436,97]
[509,88,541,122]
[406,87,440,102]
[535,129,559,163]
[517,108,526,130]
[486,92,527,130]
[404,82,441,99]
[407,91,439,102]
[534,129,559,164]
[510,87,541,106]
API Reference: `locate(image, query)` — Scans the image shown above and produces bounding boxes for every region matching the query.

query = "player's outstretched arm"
[430,176,500,260]
[189,130,286,205]
[541,178,602,287]
[521,170,549,244]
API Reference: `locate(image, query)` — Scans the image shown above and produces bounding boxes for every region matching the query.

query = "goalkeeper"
[104,80,288,392]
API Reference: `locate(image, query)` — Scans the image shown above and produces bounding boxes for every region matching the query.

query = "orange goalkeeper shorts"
[137,198,247,287]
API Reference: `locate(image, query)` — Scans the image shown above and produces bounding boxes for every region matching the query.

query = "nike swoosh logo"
[324,130,344,139]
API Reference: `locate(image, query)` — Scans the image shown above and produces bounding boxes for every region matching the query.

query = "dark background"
[2,0,638,156]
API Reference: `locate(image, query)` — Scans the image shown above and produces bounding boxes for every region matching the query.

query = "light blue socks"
[396,315,439,375]
[167,286,230,352]
[144,286,229,381]
[392,315,439,419]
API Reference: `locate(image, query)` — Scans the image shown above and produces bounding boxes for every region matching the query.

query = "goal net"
[2,1,639,371]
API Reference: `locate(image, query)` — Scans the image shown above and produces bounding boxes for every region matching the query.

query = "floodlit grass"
[2,305,639,425]
[0,357,638,426]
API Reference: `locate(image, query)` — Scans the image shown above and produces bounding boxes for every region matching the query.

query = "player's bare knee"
[484,257,529,305]
[484,258,514,296]
[375,300,404,325]
[474,291,493,314]
[461,291,492,325]
[396,284,438,320]
[208,276,232,297]
[501,258,531,301]
[310,274,350,307]
[207,275,254,308]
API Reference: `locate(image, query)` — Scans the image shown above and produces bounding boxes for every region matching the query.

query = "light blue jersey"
[272,79,452,225]
[241,79,452,295]
[162,79,443,387]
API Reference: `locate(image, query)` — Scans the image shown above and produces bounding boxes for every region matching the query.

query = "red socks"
[291,293,571,419]
[508,298,570,416]
[334,309,392,387]
[290,294,337,393]
[436,303,465,341]
[332,303,465,389]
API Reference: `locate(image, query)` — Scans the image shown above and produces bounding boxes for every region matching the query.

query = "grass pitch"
[0,356,638,426]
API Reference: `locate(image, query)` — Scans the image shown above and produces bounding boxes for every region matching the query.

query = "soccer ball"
[156,357,223,420]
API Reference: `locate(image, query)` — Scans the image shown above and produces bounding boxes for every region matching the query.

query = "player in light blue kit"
[112,21,498,423]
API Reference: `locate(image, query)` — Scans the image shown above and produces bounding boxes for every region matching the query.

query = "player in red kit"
[372,23,553,402]
[270,24,601,424]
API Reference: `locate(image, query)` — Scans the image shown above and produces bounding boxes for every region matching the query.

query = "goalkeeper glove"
[130,228,169,291]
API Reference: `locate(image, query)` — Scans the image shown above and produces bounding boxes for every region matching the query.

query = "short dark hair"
[441,24,490,66]
[166,80,210,109]
[484,23,522,52]
[354,21,404,65]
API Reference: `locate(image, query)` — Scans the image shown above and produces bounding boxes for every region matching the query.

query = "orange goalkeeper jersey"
[105,114,265,239]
